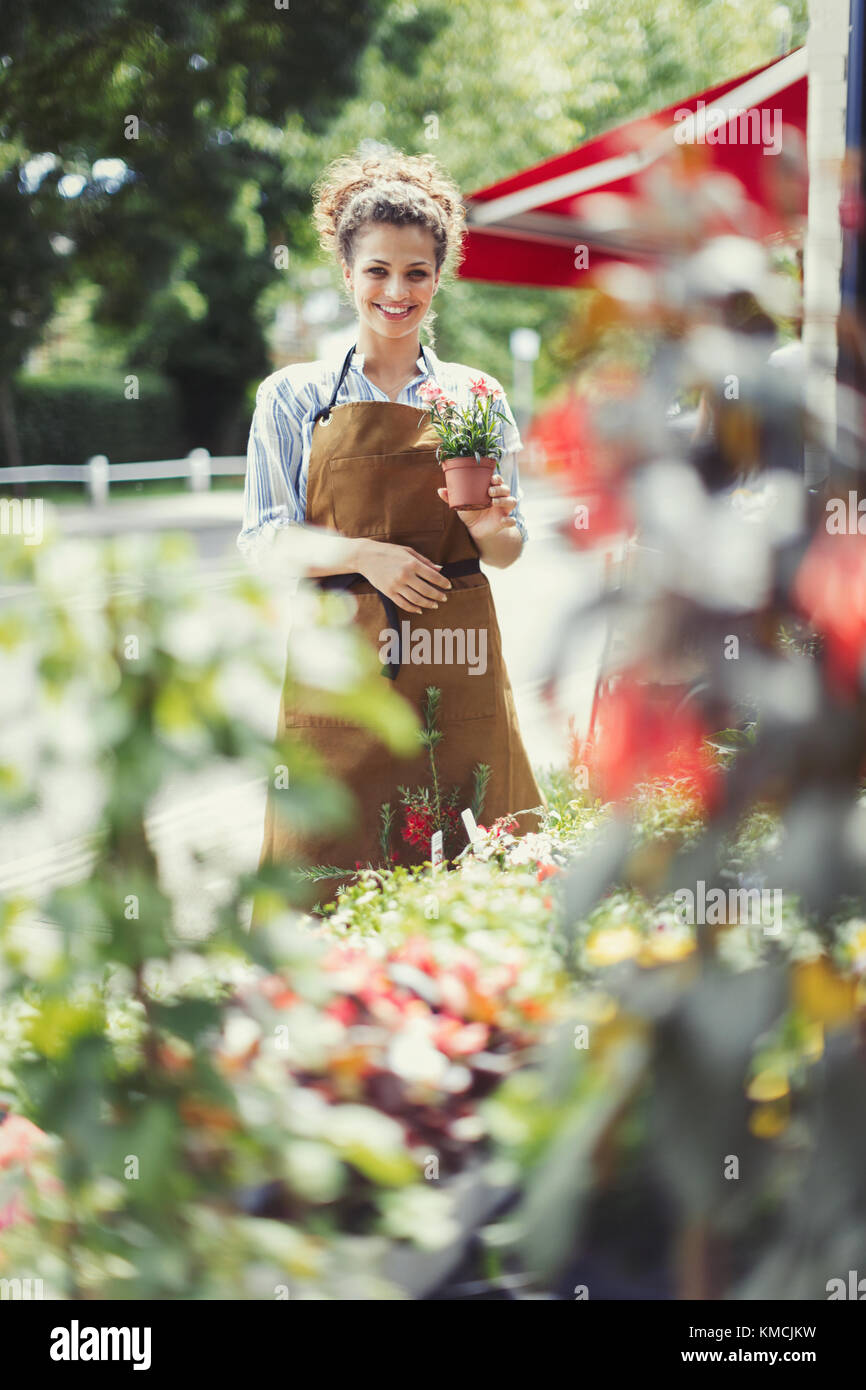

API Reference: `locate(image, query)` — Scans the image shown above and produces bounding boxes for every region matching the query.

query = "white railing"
[0,449,247,504]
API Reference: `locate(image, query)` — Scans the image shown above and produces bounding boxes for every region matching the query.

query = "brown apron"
[258,348,542,906]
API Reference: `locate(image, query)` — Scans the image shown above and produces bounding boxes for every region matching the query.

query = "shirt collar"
[325,341,439,378]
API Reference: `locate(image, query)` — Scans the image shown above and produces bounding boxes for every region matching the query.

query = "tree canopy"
[0,0,388,451]
[0,0,809,459]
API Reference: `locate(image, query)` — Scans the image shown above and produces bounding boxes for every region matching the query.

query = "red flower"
[326,997,359,1026]
[401,801,460,850]
[402,807,436,848]
[530,389,634,549]
[585,676,717,806]
[794,531,866,694]
[530,393,596,489]
[395,938,438,975]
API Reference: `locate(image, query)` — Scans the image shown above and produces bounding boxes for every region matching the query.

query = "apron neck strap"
[314,342,434,424]
[314,344,355,425]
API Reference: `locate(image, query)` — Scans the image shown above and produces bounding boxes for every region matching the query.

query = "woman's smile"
[373,302,416,321]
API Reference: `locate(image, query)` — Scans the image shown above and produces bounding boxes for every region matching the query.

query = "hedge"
[2,371,187,470]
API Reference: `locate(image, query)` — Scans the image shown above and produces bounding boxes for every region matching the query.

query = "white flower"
[388,1020,449,1087]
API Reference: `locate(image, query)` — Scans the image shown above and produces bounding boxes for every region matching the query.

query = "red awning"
[459,48,808,288]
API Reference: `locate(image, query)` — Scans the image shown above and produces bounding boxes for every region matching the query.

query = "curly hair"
[312,150,466,274]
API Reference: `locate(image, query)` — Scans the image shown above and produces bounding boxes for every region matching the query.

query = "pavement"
[1,477,609,920]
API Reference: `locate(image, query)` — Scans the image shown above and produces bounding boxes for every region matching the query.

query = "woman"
[239,151,541,903]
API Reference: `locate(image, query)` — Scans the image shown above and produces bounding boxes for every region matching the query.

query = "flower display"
[1,772,864,1300]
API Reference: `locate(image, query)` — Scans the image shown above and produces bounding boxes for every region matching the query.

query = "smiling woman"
[239,150,542,906]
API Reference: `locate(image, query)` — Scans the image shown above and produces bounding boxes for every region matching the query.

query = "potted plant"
[418,376,507,511]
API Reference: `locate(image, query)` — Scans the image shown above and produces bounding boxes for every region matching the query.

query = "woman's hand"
[436,472,519,543]
[353,539,452,614]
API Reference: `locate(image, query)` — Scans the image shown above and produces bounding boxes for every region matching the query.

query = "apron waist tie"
[314,557,482,679]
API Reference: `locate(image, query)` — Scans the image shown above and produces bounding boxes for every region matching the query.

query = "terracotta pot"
[441,455,496,511]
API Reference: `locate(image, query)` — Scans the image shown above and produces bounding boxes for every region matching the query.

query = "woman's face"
[343,222,439,342]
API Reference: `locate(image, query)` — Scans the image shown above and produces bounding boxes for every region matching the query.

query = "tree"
[0,156,71,468]
[0,0,389,454]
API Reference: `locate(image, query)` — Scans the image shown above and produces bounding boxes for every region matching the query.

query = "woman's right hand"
[353,539,451,614]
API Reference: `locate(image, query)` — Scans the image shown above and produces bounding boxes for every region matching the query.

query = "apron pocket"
[387,579,499,723]
[283,583,501,726]
[327,453,446,539]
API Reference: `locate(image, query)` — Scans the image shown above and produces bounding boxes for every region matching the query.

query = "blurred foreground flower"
[794,530,866,694]
[0,1113,55,1233]
[530,387,634,548]
[579,676,718,805]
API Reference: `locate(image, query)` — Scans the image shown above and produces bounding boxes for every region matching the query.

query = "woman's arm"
[239,378,449,606]
[237,376,308,572]
[239,376,372,579]
[438,464,525,568]
[472,519,525,568]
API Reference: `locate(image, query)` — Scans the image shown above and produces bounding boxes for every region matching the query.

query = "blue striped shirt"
[237,342,528,568]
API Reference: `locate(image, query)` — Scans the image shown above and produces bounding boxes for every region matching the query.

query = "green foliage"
[0,371,182,469]
[470,762,491,824]
[629,778,707,848]
[0,0,389,452]
[0,526,435,1298]
[0,163,69,384]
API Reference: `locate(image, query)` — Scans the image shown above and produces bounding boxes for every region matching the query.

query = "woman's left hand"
[436,473,519,541]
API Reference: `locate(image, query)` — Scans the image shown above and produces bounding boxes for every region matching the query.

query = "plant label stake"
[461,808,483,845]
[430,830,443,869]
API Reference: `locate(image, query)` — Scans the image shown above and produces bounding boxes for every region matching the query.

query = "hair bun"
[313,149,465,273]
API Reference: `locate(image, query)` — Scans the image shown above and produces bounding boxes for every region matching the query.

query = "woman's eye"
[363,268,428,279]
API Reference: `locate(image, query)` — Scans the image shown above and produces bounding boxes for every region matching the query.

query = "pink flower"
[434,1017,489,1057]
[0,1115,47,1170]
[0,1115,56,1232]
[0,1192,25,1231]
[418,380,444,403]
[469,377,503,401]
